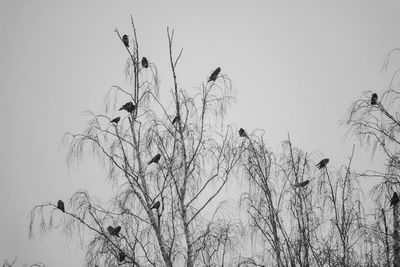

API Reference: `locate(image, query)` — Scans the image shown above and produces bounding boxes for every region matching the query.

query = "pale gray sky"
[1,1,400,266]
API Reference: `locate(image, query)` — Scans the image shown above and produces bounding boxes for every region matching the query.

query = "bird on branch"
[119,102,135,113]
[371,93,378,105]
[107,226,122,237]
[122,35,129,48]
[151,201,160,210]
[57,200,65,212]
[148,154,161,165]
[239,128,248,138]
[316,158,329,169]
[391,192,399,207]
[118,252,126,262]
[208,67,221,82]
[141,57,149,68]
[172,115,180,125]
[294,180,310,188]
[111,117,120,124]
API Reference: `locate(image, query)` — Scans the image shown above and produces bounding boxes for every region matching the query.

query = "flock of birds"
[54,35,394,263]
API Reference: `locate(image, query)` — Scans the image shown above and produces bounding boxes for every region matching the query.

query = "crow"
[391,192,399,207]
[113,226,121,236]
[172,115,180,125]
[208,67,221,82]
[294,180,310,188]
[107,226,115,235]
[122,35,129,48]
[151,201,160,210]
[118,252,126,262]
[119,102,135,113]
[57,200,65,212]
[316,158,329,169]
[111,117,120,124]
[148,154,161,165]
[141,57,149,68]
[371,93,378,105]
[239,128,248,138]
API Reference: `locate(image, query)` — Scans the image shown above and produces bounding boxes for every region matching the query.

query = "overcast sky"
[1,1,400,266]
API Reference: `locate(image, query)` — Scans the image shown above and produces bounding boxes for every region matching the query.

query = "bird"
[118,252,126,262]
[151,201,160,210]
[148,154,161,165]
[208,67,221,82]
[119,102,135,113]
[57,200,65,212]
[172,115,180,125]
[122,35,129,48]
[111,117,120,124]
[294,180,310,188]
[141,57,149,68]
[316,158,329,169]
[113,226,121,236]
[371,93,378,105]
[107,225,121,237]
[239,128,248,138]
[391,192,399,207]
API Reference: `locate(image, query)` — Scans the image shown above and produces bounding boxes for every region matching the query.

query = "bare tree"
[29,17,242,267]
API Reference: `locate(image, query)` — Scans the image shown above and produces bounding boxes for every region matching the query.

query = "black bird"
[107,225,121,237]
[371,93,378,105]
[294,180,310,188]
[316,158,329,169]
[119,102,135,113]
[239,128,248,138]
[122,35,129,48]
[172,115,180,125]
[391,192,399,207]
[208,67,221,82]
[148,154,161,165]
[57,200,65,212]
[111,117,120,124]
[118,252,126,262]
[141,57,149,68]
[151,201,160,210]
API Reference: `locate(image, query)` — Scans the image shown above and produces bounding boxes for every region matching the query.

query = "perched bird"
[371,93,378,105]
[119,102,135,113]
[113,226,121,236]
[111,117,120,124]
[148,154,161,165]
[391,192,399,207]
[57,200,65,212]
[172,115,180,125]
[107,226,121,237]
[118,252,126,262]
[151,201,160,210]
[239,128,248,138]
[122,35,129,48]
[316,158,329,169]
[208,67,221,82]
[294,180,310,188]
[141,57,149,68]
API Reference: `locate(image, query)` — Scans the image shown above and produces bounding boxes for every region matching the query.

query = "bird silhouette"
[391,192,399,207]
[151,201,160,210]
[208,67,221,82]
[122,35,129,48]
[57,200,65,212]
[172,115,180,125]
[239,128,248,138]
[107,226,121,237]
[316,158,329,169]
[119,102,135,113]
[141,57,149,68]
[118,252,126,262]
[371,93,378,105]
[294,180,310,188]
[148,154,161,165]
[111,117,120,124]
